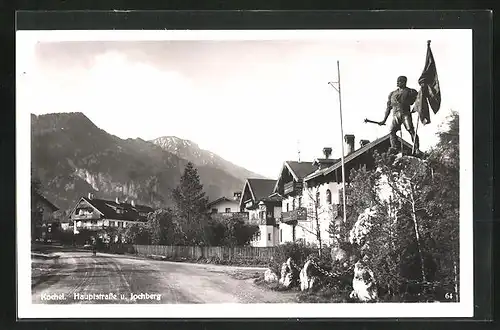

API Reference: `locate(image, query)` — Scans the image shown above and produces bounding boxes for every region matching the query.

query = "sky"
[17,30,472,178]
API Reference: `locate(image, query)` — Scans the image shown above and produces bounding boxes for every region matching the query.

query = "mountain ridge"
[31,112,264,214]
[151,136,268,181]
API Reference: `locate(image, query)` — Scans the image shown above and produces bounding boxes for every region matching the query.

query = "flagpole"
[412,40,430,155]
[328,60,347,225]
[412,114,420,155]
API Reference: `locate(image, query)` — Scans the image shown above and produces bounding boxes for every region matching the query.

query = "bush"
[268,242,318,276]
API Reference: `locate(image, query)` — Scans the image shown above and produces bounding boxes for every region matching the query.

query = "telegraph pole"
[328,60,347,224]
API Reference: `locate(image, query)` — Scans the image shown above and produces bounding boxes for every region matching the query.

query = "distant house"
[276,133,413,246]
[33,192,59,223]
[69,193,154,235]
[208,192,249,222]
[208,192,241,214]
[239,179,282,247]
[32,192,60,241]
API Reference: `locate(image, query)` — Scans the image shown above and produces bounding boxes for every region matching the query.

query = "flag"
[412,41,441,125]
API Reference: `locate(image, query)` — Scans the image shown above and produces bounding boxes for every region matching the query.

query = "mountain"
[31,112,258,213]
[151,136,268,181]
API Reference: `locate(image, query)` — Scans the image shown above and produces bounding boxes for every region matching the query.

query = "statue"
[380,76,419,153]
[365,76,420,155]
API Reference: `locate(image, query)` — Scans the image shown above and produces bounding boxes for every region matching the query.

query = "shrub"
[268,242,317,275]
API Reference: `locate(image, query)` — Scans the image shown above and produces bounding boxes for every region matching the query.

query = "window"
[292,199,295,210]
[225,208,231,213]
[211,208,218,214]
[268,233,271,241]
[280,229,283,242]
[286,203,289,212]
[298,197,302,207]
[326,189,332,204]
[259,211,265,219]
[316,191,321,207]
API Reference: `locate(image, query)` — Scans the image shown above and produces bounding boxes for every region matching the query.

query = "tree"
[172,162,211,245]
[296,184,334,255]
[123,223,151,245]
[344,112,460,301]
[209,217,259,247]
[147,208,184,245]
[31,170,43,241]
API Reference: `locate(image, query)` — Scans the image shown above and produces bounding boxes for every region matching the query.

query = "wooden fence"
[133,245,276,261]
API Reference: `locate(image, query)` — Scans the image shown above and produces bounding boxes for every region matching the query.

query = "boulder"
[299,259,319,291]
[349,260,378,302]
[349,207,377,248]
[264,268,279,283]
[279,257,298,288]
[331,246,348,264]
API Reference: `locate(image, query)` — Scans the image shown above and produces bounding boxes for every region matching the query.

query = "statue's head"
[397,76,407,88]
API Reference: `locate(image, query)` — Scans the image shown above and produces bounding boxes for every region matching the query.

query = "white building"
[239,179,282,247]
[274,133,413,247]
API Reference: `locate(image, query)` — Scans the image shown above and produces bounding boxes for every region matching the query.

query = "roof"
[79,197,154,222]
[305,134,413,181]
[312,158,340,167]
[247,178,277,202]
[286,161,315,180]
[261,194,283,202]
[272,161,316,193]
[207,196,238,208]
[34,192,59,212]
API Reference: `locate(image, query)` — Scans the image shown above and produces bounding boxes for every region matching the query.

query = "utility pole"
[328,60,347,224]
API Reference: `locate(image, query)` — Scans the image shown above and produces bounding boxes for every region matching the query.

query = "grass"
[296,287,355,303]
[252,272,358,303]
[228,270,262,280]
[142,253,269,268]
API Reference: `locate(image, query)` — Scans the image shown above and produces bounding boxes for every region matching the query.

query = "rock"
[279,257,298,288]
[264,268,279,283]
[299,259,319,291]
[349,207,377,247]
[331,246,348,263]
[350,260,378,302]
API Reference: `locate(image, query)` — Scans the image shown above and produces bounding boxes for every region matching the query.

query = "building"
[207,192,249,222]
[69,193,154,235]
[32,191,60,241]
[272,160,318,245]
[208,192,241,214]
[239,179,282,247]
[276,133,413,247]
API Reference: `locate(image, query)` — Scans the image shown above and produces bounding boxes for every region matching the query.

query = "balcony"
[284,181,303,196]
[211,212,249,222]
[280,207,307,224]
[71,213,100,221]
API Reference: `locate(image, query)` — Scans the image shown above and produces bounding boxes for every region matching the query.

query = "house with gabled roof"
[276,133,413,247]
[69,193,154,235]
[239,178,282,247]
[207,192,249,222]
[32,191,60,242]
[208,192,241,214]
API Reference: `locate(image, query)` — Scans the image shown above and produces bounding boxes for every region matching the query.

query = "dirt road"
[32,250,296,304]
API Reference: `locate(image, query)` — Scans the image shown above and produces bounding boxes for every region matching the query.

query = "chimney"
[88,192,94,200]
[322,147,332,159]
[131,200,135,207]
[360,139,370,148]
[115,197,120,204]
[344,134,355,155]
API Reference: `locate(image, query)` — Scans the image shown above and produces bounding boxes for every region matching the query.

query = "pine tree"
[172,162,210,245]
[31,169,43,241]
